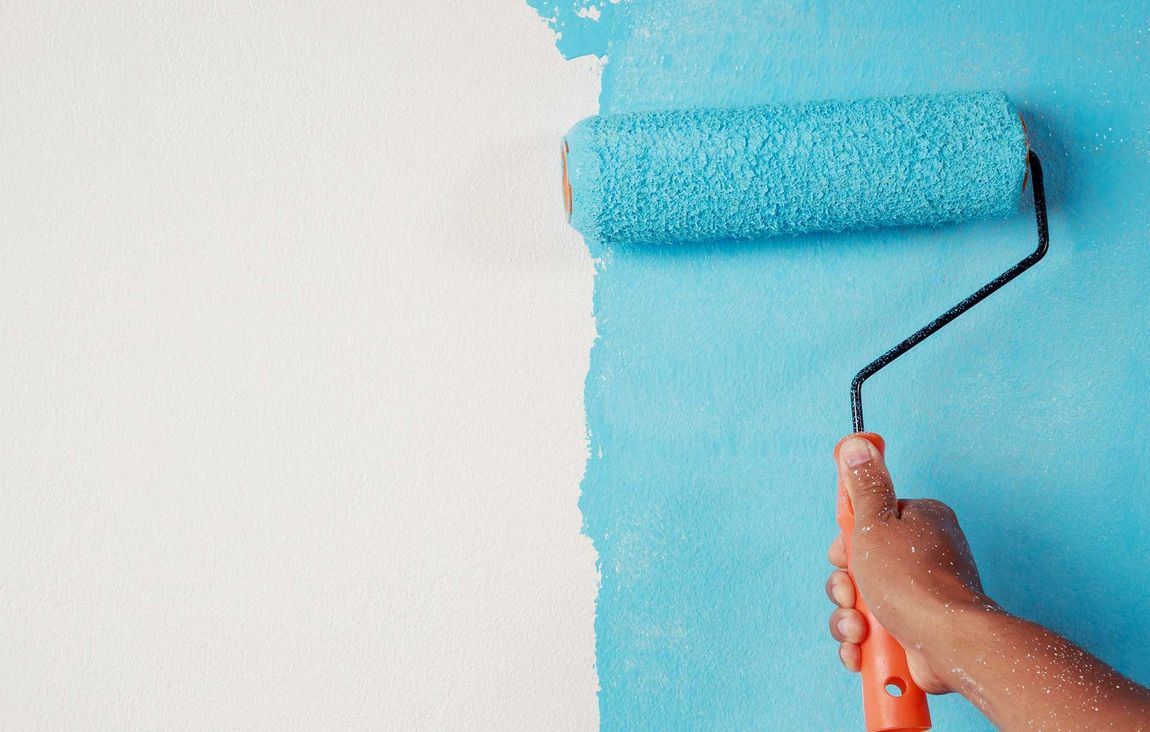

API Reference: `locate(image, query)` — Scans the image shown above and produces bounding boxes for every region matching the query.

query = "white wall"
[0,2,600,728]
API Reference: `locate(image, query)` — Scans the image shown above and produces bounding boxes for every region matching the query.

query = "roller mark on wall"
[532,2,1150,730]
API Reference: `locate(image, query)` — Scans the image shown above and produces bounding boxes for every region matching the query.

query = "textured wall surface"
[0,3,600,728]
[534,1,1150,729]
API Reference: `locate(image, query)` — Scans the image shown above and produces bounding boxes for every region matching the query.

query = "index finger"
[827,533,847,568]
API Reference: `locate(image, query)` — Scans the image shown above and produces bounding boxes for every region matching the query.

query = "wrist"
[925,597,1008,696]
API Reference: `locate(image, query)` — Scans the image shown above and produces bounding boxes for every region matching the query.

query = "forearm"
[937,604,1150,731]
[829,439,1150,728]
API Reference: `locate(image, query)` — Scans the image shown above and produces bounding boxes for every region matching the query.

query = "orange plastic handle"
[834,433,931,732]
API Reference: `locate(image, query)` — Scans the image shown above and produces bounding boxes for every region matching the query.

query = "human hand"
[825,435,992,694]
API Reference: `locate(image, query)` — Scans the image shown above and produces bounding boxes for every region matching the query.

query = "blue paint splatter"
[538,2,1150,729]
[526,1,623,59]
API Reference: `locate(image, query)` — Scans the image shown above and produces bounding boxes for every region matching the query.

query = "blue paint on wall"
[535,2,1150,729]
[526,1,618,59]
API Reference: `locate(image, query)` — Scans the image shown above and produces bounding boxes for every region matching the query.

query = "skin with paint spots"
[827,436,1150,731]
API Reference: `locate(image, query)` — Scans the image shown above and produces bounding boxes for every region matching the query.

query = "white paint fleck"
[577,5,603,21]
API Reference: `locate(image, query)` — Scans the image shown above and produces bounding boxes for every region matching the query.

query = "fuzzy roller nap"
[562,91,1028,244]
[561,90,1049,732]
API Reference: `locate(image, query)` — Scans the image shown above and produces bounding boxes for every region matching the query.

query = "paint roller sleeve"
[562,91,1028,244]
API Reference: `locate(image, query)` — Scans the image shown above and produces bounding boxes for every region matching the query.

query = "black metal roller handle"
[851,151,1049,433]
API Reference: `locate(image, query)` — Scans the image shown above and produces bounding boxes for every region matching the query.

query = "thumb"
[837,436,897,522]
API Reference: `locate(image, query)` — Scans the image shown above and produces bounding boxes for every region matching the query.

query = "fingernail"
[840,438,874,468]
[832,582,847,605]
[837,617,851,637]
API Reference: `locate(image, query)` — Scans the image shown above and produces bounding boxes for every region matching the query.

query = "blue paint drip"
[539,2,1150,729]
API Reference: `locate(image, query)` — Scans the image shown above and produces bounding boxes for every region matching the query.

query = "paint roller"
[561,90,1049,732]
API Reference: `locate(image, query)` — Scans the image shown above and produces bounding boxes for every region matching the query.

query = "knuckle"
[827,534,846,565]
[839,643,858,671]
[828,609,847,640]
[825,570,853,607]
[919,498,958,520]
[850,482,894,517]
[853,474,890,496]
